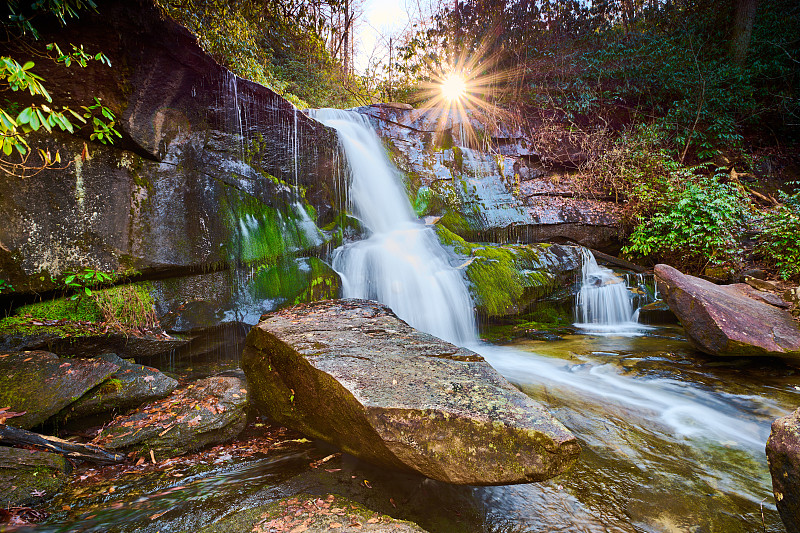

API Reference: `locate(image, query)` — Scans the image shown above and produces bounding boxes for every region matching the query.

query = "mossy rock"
[198,493,428,533]
[0,447,69,508]
[57,353,178,422]
[434,225,581,318]
[0,351,119,429]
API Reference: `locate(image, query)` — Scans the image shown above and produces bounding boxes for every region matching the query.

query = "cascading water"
[306,108,789,531]
[574,248,649,334]
[311,109,477,345]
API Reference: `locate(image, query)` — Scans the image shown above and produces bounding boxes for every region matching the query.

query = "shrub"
[757,186,800,280]
[622,174,749,272]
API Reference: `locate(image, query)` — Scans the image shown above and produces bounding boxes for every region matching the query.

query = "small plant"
[757,185,800,280]
[62,268,114,300]
[0,279,13,293]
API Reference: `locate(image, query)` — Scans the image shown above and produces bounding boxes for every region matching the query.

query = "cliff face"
[0,0,343,294]
[358,104,623,252]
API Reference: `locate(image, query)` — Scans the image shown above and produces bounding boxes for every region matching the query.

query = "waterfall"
[311,109,477,345]
[574,249,648,334]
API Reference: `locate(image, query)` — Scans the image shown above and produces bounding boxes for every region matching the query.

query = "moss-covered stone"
[0,351,119,429]
[0,447,69,508]
[434,225,581,318]
[95,372,248,457]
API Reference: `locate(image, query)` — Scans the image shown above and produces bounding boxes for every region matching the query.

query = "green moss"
[433,226,558,317]
[14,297,103,323]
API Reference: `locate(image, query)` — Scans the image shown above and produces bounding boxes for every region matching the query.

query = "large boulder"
[0,447,70,508]
[241,299,580,485]
[95,371,248,457]
[766,408,800,533]
[359,104,623,252]
[655,264,800,357]
[0,351,118,429]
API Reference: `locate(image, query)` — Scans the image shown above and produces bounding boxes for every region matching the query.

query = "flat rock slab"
[0,446,69,507]
[766,408,800,533]
[95,371,248,457]
[200,493,428,533]
[655,264,800,357]
[61,353,178,420]
[242,299,580,486]
[0,351,119,429]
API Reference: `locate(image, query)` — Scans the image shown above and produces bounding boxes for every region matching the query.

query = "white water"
[574,248,649,335]
[311,109,477,345]
[311,107,772,467]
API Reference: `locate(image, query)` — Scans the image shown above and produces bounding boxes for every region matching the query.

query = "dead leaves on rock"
[0,506,49,526]
[253,494,392,533]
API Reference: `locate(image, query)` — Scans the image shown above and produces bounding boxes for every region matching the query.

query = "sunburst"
[413,38,521,150]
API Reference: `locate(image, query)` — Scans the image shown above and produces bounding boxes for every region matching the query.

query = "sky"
[355,0,437,73]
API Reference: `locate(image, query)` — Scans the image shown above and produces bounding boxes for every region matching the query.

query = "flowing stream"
[27,110,799,533]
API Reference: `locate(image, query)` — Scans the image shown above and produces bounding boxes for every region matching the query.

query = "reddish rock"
[655,264,800,357]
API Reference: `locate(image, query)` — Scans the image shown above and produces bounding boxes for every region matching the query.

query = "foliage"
[2,3,120,176]
[62,268,115,300]
[92,284,159,332]
[622,174,749,272]
[757,186,800,280]
[0,279,13,293]
[159,0,368,108]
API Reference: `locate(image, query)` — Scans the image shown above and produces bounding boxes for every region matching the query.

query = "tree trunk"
[730,0,758,65]
[0,424,125,464]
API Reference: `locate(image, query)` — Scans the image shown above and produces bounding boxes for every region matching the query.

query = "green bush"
[757,187,800,280]
[623,174,749,272]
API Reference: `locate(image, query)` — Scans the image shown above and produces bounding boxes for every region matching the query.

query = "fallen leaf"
[150,449,156,464]
[367,517,379,523]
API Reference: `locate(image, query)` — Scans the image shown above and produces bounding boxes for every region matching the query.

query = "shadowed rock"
[242,299,580,485]
[59,353,178,420]
[655,264,800,357]
[0,351,118,429]
[766,408,800,533]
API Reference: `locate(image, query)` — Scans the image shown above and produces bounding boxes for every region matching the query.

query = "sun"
[440,72,467,102]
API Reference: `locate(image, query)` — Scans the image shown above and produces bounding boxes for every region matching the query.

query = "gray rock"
[766,408,800,533]
[60,353,178,420]
[0,447,69,507]
[0,351,118,429]
[241,299,580,485]
[95,371,248,457]
[655,264,800,357]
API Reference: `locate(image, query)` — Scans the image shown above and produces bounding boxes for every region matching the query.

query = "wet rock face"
[655,264,800,357]
[766,408,800,533]
[0,447,69,508]
[241,299,580,485]
[95,371,249,457]
[359,104,622,252]
[0,0,342,297]
[0,351,119,429]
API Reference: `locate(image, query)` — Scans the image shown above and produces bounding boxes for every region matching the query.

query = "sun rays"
[413,40,521,150]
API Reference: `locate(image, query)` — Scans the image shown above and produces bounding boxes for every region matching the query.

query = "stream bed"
[12,325,797,533]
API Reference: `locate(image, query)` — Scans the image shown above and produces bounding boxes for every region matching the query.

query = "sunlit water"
[19,111,799,533]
